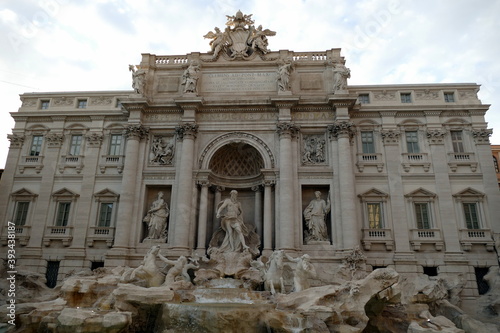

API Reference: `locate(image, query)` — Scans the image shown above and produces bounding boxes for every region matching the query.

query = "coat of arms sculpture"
[204,10,276,61]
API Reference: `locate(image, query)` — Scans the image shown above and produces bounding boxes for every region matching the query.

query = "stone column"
[171,123,198,251]
[328,121,358,249]
[277,122,299,250]
[381,129,412,253]
[263,180,275,254]
[426,128,462,254]
[472,129,500,235]
[113,124,149,250]
[252,185,263,239]
[212,186,224,227]
[196,180,210,253]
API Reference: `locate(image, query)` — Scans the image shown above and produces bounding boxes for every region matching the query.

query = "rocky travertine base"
[1,266,499,333]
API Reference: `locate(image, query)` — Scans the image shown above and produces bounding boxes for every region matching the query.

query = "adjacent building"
[1,11,499,309]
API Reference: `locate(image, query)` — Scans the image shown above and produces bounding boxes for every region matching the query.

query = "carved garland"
[426,129,446,144]
[380,130,401,145]
[198,132,275,169]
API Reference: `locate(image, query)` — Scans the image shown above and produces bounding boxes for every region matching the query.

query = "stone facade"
[1,11,499,312]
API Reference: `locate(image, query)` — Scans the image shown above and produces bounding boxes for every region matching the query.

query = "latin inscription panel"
[202,72,276,93]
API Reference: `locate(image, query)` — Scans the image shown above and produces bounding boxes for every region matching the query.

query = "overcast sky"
[1,0,499,168]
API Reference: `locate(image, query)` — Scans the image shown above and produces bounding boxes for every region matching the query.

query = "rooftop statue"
[203,10,275,60]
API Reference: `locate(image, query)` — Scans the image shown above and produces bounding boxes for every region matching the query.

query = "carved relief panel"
[302,134,327,165]
[149,135,175,166]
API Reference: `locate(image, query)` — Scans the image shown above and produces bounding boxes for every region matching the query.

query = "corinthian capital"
[327,121,355,139]
[472,128,493,144]
[125,124,149,140]
[175,122,198,139]
[276,122,300,138]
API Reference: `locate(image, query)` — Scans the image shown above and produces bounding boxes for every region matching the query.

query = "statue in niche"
[285,253,317,292]
[129,65,145,95]
[303,191,331,243]
[208,190,260,256]
[277,62,293,92]
[150,136,174,165]
[332,63,350,92]
[302,136,326,164]
[143,192,169,241]
[181,62,200,93]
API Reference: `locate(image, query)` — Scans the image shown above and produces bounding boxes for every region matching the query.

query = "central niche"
[209,142,264,179]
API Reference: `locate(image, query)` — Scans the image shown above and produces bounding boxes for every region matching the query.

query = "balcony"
[409,229,444,251]
[361,228,394,251]
[86,226,115,247]
[99,155,125,174]
[58,155,83,173]
[18,155,44,174]
[402,153,431,172]
[447,152,477,172]
[1,225,31,246]
[356,153,384,172]
[43,226,73,247]
[459,229,495,251]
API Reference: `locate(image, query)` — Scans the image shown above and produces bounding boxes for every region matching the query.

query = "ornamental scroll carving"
[472,128,493,144]
[125,124,149,140]
[45,133,64,147]
[380,130,401,145]
[203,11,276,61]
[7,134,25,148]
[85,132,104,148]
[426,129,446,144]
[150,136,175,166]
[302,135,326,165]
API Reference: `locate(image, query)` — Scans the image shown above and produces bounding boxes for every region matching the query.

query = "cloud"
[1,0,500,168]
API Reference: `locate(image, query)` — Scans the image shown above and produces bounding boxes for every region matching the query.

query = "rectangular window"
[361,131,375,154]
[40,100,50,109]
[406,131,420,153]
[98,203,113,227]
[444,92,455,102]
[68,135,82,155]
[56,202,71,226]
[358,94,370,104]
[14,201,30,226]
[463,203,480,229]
[108,134,123,156]
[415,203,431,229]
[367,203,383,229]
[30,135,43,156]
[77,99,87,108]
[401,93,412,103]
[450,130,464,153]
[116,99,122,108]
